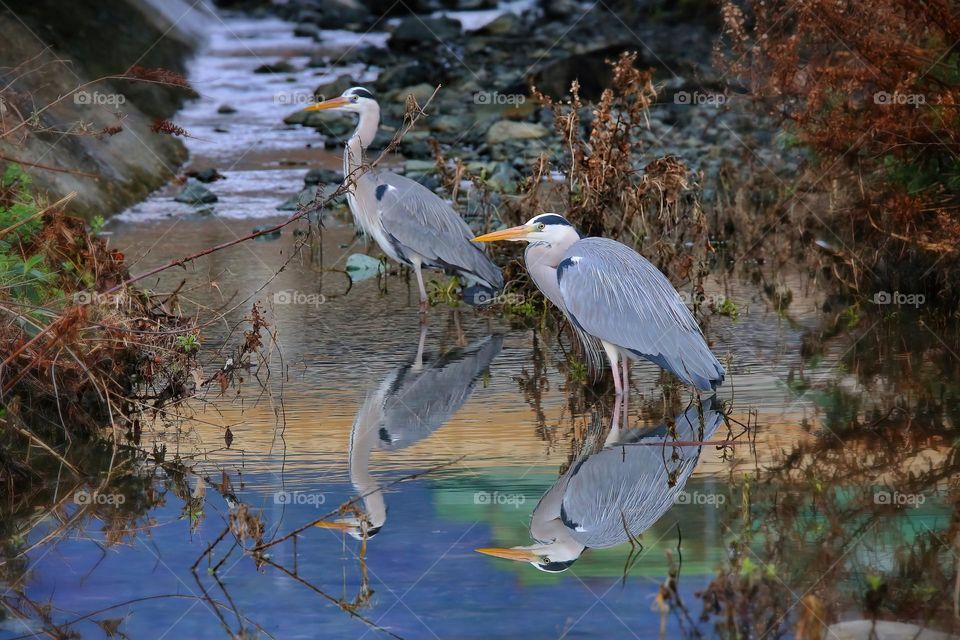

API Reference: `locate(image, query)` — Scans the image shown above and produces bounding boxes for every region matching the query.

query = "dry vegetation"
[719,0,960,306]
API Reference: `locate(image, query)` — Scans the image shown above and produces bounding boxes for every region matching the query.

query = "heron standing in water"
[303,87,503,317]
[473,214,725,393]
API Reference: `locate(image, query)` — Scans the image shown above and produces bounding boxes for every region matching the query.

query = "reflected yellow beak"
[304,96,350,111]
[475,547,540,562]
[315,519,354,530]
[472,225,531,243]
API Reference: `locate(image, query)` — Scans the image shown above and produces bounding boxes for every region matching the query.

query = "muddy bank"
[0,0,207,219]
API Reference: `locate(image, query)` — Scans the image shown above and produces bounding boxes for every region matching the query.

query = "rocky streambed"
[116,0,794,231]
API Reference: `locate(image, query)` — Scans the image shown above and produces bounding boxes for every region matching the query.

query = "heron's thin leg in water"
[411,257,428,317]
[602,340,623,396]
[621,354,630,397]
[605,394,623,446]
[413,324,427,371]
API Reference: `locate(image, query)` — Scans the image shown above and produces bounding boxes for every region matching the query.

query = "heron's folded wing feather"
[560,400,723,548]
[368,172,503,288]
[557,237,724,390]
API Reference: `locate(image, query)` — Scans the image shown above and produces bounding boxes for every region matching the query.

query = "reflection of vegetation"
[701,369,960,637]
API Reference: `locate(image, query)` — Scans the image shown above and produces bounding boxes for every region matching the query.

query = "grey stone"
[175,179,217,205]
[389,16,462,51]
[486,120,549,144]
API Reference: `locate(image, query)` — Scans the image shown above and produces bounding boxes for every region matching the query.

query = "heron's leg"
[604,394,623,447]
[411,258,428,317]
[601,340,623,396]
[621,353,630,398]
[413,324,427,372]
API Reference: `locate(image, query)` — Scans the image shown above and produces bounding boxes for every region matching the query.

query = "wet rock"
[399,135,434,160]
[293,22,320,39]
[284,109,354,138]
[186,168,225,183]
[486,120,549,144]
[530,45,640,100]
[345,253,385,282]
[392,83,436,105]
[316,45,382,67]
[429,114,467,134]
[304,168,342,186]
[252,224,281,240]
[254,60,296,74]
[445,0,496,8]
[403,159,437,175]
[277,185,330,211]
[299,3,371,29]
[472,13,524,36]
[217,104,237,114]
[175,179,217,205]
[486,163,520,192]
[389,16,462,51]
[373,61,425,94]
[542,0,581,20]
[314,74,358,101]
[410,173,440,191]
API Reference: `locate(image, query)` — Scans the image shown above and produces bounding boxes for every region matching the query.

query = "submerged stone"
[345,253,385,282]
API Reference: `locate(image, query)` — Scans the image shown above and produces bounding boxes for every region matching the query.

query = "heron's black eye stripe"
[531,214,572,227]
[351,88,376,100]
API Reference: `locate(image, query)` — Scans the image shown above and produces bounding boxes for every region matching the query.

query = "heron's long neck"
[343,109,379,186]
[349,393,388,528]
[530,477,586,559]
[525,241,572,311]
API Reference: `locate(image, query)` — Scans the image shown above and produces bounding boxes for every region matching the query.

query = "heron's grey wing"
[362,172,503,289]
[557,237,725,391]
[377,334,503,450]
[560,399,723,549]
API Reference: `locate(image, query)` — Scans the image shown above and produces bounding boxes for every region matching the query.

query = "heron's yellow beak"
[471,225,532,243]
[304,96,350,111]
[315,519,355,530]
[475,547,540,562]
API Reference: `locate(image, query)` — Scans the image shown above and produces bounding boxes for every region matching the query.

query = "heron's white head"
[475,539,584,573]
[304,86,379,116]
[472,213,581,248]
[315,513,384,541]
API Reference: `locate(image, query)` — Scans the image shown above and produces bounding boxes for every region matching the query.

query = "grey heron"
[476,396,723,571]
[316,327,503,539]
[304,87,504,316]
[473,214,725,393]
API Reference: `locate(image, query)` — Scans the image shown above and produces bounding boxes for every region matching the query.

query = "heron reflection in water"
[317,327,503,539]
[476,396,723,572]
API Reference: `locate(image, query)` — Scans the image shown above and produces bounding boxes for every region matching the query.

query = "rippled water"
[3,9,957,640]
